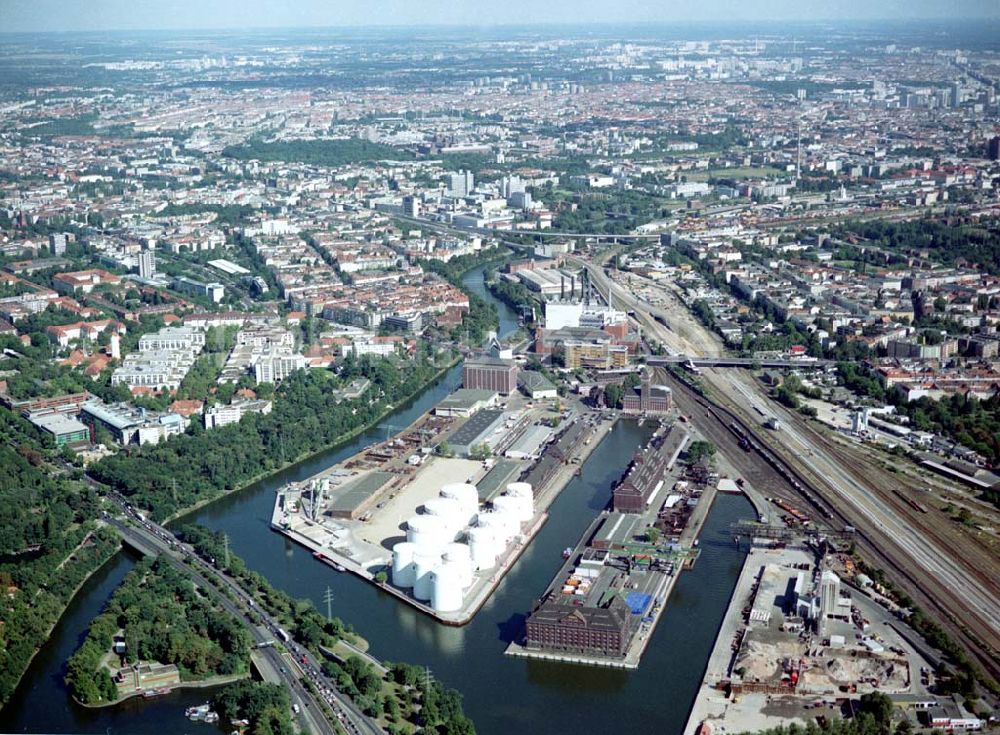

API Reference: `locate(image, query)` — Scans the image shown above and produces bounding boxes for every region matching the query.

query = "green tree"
[604,383,624,409]
[687,440,716,464]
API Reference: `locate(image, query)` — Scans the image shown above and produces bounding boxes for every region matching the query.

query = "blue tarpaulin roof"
[625,591,652,616]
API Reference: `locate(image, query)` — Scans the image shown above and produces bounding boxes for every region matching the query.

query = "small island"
[65,557,251,705]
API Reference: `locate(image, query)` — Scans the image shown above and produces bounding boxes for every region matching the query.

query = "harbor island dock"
[271,384,614,625]
[506,419,756,669]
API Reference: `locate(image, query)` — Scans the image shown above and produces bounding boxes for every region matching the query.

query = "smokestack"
[561,276,565,301]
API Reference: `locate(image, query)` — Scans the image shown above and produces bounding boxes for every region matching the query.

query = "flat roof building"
[463,356,518,396]
[435,388,500,418]
[448,408,506,457]
[28,411,90,446]
[326,471,397,520]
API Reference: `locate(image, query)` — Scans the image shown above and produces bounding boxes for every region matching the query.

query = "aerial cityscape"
[1,2,999,735]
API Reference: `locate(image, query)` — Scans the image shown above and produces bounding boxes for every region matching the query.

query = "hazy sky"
[5,0,999,32]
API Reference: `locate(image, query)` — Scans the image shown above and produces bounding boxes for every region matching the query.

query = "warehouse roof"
[436,388,498,413]
[328,471,394,513]
[449,408,505,447]
[476,459,522,502]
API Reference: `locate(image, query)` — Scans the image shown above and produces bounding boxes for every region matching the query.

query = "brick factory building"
[613,425,689,513]
[524,594,633,657]
[621,372,672,415]
[463,356,518,395]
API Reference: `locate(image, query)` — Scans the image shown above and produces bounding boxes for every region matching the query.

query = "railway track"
[664,372,1000,684]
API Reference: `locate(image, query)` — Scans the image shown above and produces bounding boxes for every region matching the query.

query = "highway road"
[104,495,383,735]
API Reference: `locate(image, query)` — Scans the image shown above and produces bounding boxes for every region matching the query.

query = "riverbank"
[164,353,462,527]
[75,672,248,709]
[0,537,121,716]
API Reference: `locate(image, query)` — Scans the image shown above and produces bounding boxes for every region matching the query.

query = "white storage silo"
[407,514,444,547]
[468,526,496,570]
[412,549,440,601]
[505,483,534,521]
[476,511,507,542]
[430,564,464,613]
[443,542,473,587]
[492,496,524,529]
[440,483,480,521]
[391,542,418,588]
[423,497,463,537]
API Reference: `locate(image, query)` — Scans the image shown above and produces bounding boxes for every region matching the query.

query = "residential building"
[203,399,273,429]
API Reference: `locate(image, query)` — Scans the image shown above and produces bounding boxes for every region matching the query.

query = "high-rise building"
[449,170,474,198]
[49,233,67,256]
[988,136,1000,161]
[137,250,156,279]
[402,195,421,217]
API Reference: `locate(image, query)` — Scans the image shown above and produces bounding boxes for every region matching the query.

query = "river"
[0,263,753,734]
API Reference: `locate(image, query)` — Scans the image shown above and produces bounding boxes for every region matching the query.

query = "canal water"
[1,263,754,734]
[462,262,521,339]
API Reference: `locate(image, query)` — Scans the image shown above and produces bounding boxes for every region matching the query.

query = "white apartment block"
[252,351,309,383]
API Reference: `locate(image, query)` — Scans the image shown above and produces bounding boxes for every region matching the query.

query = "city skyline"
[4,0,1000,33]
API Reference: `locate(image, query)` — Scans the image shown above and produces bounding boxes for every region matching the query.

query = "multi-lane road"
[104,495,382,735]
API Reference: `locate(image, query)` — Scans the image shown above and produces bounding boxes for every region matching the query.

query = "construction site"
[684,522,946,735]
[271,385,612,624]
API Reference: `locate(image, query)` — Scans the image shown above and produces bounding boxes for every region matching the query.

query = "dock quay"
[506,419,736,669]
[271,387,616,625]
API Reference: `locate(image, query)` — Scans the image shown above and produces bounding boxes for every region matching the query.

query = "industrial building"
[518,371,558,400]
[524,591,634,657]
[622,373,673,415]
[504,424,553,460]
[435,388,500,418]
[463,356,518,395]
[544,301,626,331]
[325,471,398,520]
[613,426,690,513]
[447,408,506,457]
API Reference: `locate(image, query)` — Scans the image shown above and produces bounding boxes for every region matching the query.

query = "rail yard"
[664,367,1000,687]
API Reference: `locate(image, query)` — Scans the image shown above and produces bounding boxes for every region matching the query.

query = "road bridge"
[647,356,833,370]
[104,507,382,735]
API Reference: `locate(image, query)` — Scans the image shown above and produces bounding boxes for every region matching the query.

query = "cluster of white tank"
[391,483,483,613]
[467,482,534,573]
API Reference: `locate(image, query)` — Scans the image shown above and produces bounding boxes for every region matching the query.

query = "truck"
[277,628,291,643]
